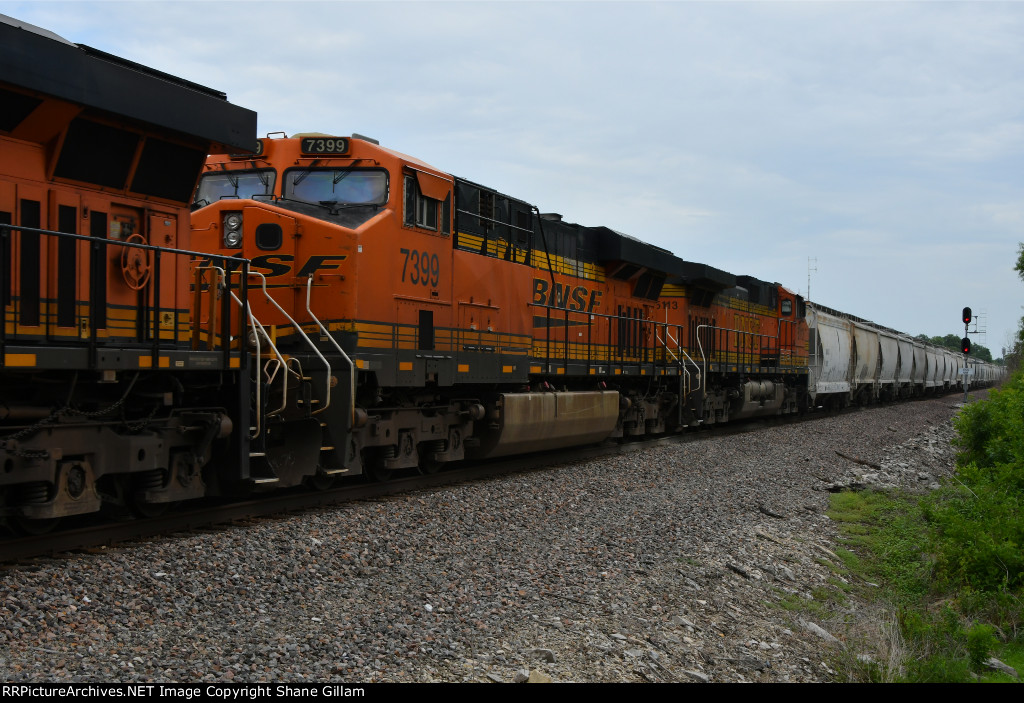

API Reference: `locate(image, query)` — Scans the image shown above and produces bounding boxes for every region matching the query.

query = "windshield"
[194,169,276,207]
[284,168,388,206]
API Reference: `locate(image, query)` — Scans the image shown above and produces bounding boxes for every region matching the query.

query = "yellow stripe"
[139,356,170,369]
[4,353,36,367]
[456,232,606,282]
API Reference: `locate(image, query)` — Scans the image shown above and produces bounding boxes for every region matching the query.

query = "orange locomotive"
[192,132,809,485]
[0,15,256,528]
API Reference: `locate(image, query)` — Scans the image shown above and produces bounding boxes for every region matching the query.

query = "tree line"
[914,333,993,363]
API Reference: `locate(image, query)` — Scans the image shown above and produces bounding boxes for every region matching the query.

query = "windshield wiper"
[276,195,331,212]
[318,200,374,215]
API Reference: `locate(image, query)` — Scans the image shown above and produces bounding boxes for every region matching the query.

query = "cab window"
[284,168,388,207]
[194,169,276,207]
[404,171,452,234]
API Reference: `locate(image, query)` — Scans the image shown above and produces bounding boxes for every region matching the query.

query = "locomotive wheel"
[417,442,445,475]
[129,495,169,519]
[11,516,60,536]
[303,470,336,491]
[364,449,393,482]
[366,464,393,483]
[417,455,444,475]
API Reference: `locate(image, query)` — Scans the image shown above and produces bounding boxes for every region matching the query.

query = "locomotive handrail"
[654,327,692,401]
[237,274,296,419]
[532,206,558,296]
[0,222,247,260]
[696,322,798,395]
[454,209,533,236]
[226,286,289,433]
[238,283,289,418]
[191,265,225,352]
[249,271,332,416]
[528,300,689,374]
[305,275,355,427]
[1,222,246,370]
[657,328,703,394]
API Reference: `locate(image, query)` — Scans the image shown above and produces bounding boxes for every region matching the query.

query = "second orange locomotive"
[192,132,808,484]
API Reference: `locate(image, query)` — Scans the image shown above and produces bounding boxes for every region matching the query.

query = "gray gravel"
[0,395,969,683]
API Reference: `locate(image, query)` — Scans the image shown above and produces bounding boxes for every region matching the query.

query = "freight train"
[0,16,1002,532]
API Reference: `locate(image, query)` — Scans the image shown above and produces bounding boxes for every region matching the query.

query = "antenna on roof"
[807,256,817,303]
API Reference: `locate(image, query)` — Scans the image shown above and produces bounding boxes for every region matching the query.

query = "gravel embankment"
[0,395,969,683]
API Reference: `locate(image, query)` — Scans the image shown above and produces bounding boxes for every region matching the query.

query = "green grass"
[788,371,1024,681]
[772,590,822,614]
[826,472,1023,682]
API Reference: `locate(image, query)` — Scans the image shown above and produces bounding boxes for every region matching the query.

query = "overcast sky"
[6,0,1023,355]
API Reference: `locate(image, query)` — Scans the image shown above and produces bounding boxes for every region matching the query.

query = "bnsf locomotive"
[190,132,813,488]
[0,16,1001,532]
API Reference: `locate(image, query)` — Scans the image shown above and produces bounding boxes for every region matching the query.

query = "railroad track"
[0,428,703,563]
[0,396,961,565]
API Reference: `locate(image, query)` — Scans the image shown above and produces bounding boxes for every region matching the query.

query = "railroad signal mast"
[961,306,973,402]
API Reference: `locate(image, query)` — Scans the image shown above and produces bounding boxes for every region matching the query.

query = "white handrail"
[250,271,332,416]
[656,328,702,394]
[305,276,356,426]
[227,287,289,427]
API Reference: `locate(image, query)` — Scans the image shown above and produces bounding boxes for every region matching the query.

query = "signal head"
[961,337,971,354]
[962,306,972,325]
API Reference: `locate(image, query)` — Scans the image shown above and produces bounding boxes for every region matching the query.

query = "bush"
[922,371,1024,594]
[967,623,997,669]
[954,372,1024,471]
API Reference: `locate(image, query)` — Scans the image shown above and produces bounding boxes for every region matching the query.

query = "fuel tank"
[469,391,620,459]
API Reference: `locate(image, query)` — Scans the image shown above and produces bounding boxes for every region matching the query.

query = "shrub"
[928,370,1024,593]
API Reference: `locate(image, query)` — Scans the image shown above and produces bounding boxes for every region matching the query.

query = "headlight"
[222,211,243,248]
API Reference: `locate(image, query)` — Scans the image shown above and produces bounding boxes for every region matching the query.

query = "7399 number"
[300,137,348,154]
[400,248,440,287]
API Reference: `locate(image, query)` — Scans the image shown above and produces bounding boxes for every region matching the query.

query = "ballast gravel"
[0,395,973,683]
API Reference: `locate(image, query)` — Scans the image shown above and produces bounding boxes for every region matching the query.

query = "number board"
[300,137,349,155]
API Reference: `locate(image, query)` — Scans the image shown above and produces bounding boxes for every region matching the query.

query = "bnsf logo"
[532,278,603,312]
[194,255,347,278]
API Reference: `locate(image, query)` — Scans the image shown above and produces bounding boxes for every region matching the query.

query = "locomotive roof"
[0,14,257,153]
[671,261,737,291]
